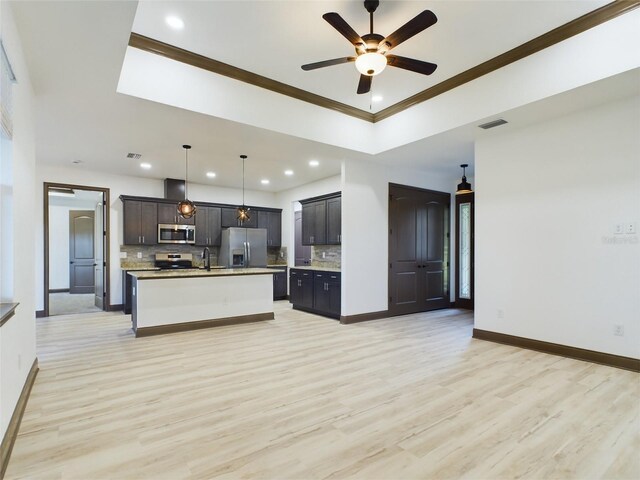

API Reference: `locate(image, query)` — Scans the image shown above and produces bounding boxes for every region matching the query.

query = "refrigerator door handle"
[243,241,247,266]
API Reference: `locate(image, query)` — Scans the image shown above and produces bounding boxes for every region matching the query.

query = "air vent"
[127,152,142,159]
[478,119,508,130]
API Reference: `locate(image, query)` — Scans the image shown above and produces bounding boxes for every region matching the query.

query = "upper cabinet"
[221,206,257,228]
[300,192,341,246]
[121,196,281,246]
[157,202,195,225]
[122,200,157,245]
[258,210,282,247]
[195,205,222,246]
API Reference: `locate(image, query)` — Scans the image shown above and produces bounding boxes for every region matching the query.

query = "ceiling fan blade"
[301,57,356,71]
[386,55,437,75]
[357,74,372,95]
[323,12,364,46]
[379,10,437,51]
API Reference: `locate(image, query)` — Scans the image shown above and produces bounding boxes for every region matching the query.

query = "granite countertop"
[0,302,19,328]
[267,264,288,268]
[290,266,341,273]
[130,267,276,280]
[121,266,161,271]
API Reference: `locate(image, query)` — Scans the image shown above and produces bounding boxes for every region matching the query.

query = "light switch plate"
[137,252,142,259]
[120,252,127,258]
[614,224,624,235]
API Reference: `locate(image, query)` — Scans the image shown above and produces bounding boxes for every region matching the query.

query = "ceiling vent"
[127,152,142,159]
[478,119,508,130]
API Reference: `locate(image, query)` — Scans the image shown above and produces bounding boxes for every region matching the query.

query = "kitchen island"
[129,268,276,337]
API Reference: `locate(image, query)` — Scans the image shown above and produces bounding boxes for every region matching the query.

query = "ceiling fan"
[301,0,438,95]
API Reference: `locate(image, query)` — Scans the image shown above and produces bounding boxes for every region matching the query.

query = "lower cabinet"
[289,269,314,308]
[290,268,341,319]
[269,266,288,300]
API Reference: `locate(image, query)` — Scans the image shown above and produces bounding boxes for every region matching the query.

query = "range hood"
[164,178,185,201]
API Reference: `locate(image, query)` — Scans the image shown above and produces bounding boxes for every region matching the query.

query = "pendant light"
[177,144,196,219]
[456,163,473,195]
[237,154,250,223]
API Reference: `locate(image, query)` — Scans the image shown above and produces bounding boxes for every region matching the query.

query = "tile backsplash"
[311,245,341,269]
[120,244,287,268]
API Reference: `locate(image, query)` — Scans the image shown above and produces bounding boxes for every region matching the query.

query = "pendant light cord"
[185,148,188,200]
[242,156,245,206]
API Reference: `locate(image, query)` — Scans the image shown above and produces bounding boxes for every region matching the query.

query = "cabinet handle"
[138,236,141,243]
[142,236,145,243]
[338,234,341,243]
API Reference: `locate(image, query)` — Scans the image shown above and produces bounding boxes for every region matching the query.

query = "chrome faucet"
[202,247,211,271]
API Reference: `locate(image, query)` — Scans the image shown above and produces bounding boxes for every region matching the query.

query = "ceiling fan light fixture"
[355,52,387,76]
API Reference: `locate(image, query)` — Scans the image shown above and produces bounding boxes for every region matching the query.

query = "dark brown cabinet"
[221,206,257,228]
[289,269,314,308]
[388,184,450,316]
[195,206,222,246]
[326,196,341,245]
[157,202,195,225]
[269,266,287,300]
[300,193,341,245]
[290,268,340,319]
[123,200,157,245]
[258,210,282,247]
[312,272,341,318]
[301,201,326,245]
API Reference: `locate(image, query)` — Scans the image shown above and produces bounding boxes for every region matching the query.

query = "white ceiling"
[131,0,608,113]
[10,0,637,193]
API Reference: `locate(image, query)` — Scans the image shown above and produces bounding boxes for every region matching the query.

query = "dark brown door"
[294,211,311,266]
[94,198,105,308]
[389,184,450,316]
[421,200,449,310]
[69,210,95,294]
[455,192,474,309]
[389,189,420,315]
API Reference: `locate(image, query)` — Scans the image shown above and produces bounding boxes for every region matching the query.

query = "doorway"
[388,183,450,316]
[44,183,110,317]
[455,192,474,309]
[294,207,311,266]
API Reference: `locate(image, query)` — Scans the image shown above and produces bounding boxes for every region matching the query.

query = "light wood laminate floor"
[6,302,639,479]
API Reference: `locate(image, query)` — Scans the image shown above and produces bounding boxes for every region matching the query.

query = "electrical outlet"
[120,251,127,258]
[497,309,504,319]
[322,252,326,259]
[614,224,624,235]
[625,222,636,234]
[280,251,284,258]
[613,325,624,336]
[137,252,142,259]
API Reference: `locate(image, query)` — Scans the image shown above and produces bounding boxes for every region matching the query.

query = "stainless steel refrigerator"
[220,227,268,268]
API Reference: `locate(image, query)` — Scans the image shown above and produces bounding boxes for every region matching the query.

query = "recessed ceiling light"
[72,159,83,164]
[284,170,294,176]
[206,171,216,178]
[261,179,270,185]
[309,160,319,167]
[372,95,383,102]
[140,162,152,169]
[165,16,184,30]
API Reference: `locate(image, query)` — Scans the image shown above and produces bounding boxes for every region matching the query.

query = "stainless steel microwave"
[158,224,196,244]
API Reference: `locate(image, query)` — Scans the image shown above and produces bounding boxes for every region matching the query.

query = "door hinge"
[389,228,392,235]
[389,296,392,303]
[103,261,107,267]
[103,231,107,236]
[447,232,450,238]
[389,263,392,269]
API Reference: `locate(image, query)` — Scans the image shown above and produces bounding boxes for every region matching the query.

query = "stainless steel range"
[154,253,194,270]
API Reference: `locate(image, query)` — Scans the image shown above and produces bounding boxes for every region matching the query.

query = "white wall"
[341,159,458,316]
[35,165,278,308]
[475,95,640,358]
[0,2,37,441]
